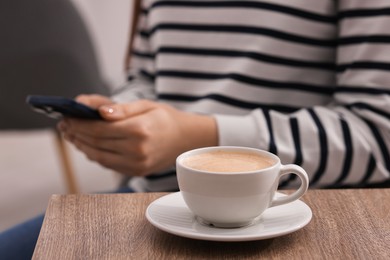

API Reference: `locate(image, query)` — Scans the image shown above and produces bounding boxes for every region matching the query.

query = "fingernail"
[101,105,123,117]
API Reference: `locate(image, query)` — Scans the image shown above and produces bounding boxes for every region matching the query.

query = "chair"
[0,0,110,193]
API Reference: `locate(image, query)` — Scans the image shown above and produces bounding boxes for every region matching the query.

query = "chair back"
[0,0,109,129]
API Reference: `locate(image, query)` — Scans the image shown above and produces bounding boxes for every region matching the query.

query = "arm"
[216,1,390,188]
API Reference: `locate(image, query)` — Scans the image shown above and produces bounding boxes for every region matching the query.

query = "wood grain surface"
[33,189,390,259]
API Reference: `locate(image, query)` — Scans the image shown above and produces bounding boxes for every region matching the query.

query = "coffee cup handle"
[270,164,309,207]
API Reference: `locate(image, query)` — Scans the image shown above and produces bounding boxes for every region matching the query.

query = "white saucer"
[146,192,312,242]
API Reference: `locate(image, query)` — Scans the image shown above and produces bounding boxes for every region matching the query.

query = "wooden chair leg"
[53,129,79,194]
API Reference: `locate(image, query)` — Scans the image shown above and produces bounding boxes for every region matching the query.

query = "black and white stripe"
[124,0,390,191]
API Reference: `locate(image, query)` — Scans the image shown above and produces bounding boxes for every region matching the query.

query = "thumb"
[99,100,157,121]
[75,94,113,108]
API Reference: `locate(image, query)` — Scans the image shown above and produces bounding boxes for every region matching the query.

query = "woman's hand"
[58,98,217,176]
[74,94,114,108]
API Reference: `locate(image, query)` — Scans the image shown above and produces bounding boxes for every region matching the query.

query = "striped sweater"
[115,0,390,191]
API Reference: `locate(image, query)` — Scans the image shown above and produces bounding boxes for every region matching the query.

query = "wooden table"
[33,189,390,259]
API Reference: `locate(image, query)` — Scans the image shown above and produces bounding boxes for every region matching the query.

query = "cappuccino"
[177,146,309,227]
[182,150,274,173]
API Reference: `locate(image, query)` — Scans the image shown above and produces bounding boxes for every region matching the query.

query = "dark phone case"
[26,95,102,120]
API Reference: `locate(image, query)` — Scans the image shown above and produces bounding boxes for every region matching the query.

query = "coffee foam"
[182,150,274,173]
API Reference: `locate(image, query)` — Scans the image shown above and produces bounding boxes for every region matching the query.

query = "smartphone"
[26,95,102,120]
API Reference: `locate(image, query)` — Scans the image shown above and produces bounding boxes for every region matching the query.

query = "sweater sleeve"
[111,69,156,103]
[216,1,390,188]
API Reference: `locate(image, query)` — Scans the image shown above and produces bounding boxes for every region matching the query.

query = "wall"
[70,0,132,89]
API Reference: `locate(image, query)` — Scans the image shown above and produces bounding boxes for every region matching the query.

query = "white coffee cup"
[176,146,309,228]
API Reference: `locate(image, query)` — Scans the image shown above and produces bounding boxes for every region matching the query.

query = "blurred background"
[0,0,133,232]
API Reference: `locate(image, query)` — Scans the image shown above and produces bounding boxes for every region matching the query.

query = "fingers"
[58,110,153,141]
[65,131,144,159]
[68,135,151,176]
[56,99,181,176]
[58,100,159,139]
[63,132,120,154]
[58,118,128,139]
[98,100,157,121]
